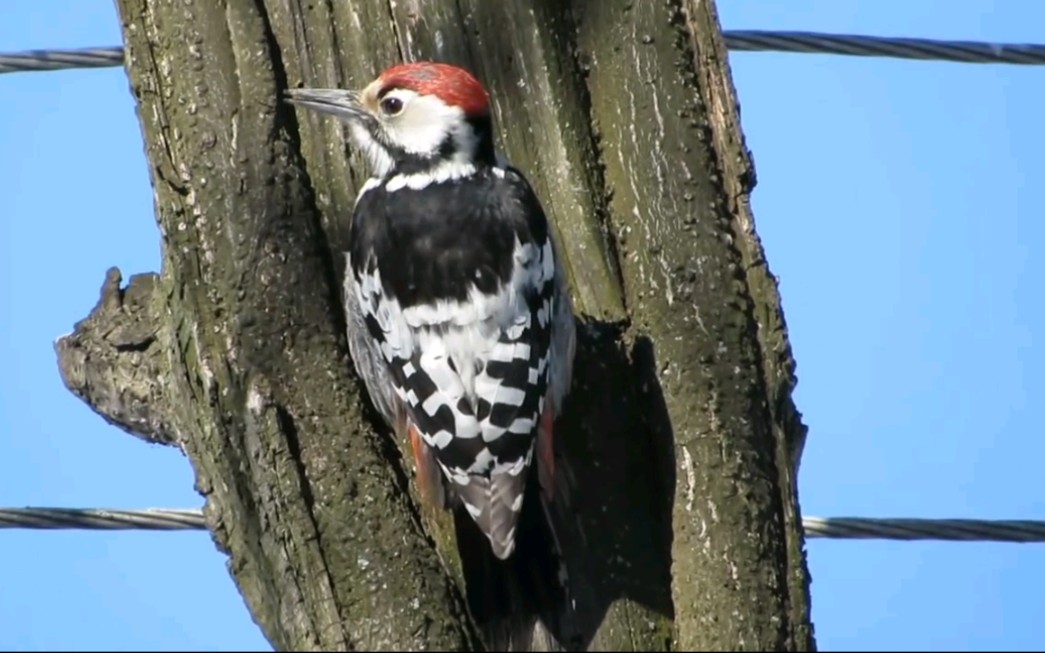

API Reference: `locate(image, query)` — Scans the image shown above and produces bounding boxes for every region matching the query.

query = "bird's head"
[285,62,495,177]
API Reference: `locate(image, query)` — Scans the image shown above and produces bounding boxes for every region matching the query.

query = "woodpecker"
[285,63,577,562]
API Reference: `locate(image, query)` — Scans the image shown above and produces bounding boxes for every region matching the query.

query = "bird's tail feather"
[454,476,571,652]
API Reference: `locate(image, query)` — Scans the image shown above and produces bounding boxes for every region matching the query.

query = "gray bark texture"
[54,0,815,650]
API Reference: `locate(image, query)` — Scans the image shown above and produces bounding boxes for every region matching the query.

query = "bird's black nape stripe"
[378,140,434,175]
[467,115,496,166]
[387,136,458,176]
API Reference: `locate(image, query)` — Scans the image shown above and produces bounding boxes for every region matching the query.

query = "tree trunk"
[54,0,814,651]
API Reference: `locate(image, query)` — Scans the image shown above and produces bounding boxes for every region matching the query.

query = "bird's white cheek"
[389,96,464,157]
[389,120,450,157]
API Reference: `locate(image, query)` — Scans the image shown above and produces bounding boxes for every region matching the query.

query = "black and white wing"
[345,166,574,559]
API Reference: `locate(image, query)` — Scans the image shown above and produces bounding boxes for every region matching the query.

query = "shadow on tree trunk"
[536,321,678,650]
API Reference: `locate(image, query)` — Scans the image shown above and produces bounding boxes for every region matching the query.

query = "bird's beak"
[284,88,368,122]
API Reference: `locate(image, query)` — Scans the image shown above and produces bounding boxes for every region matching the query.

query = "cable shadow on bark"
[540,319,677,650]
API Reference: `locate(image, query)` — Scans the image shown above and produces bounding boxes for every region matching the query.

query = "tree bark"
[55,0,814,650]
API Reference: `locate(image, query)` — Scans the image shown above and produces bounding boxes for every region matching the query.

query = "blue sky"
[1,1,1042,650]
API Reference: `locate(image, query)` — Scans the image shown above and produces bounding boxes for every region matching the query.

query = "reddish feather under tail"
[408,421,446,509]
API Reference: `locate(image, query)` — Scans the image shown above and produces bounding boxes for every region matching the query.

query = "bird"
[283,62,577,564]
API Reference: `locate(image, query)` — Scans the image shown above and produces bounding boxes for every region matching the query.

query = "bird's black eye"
[380,96,404,116]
